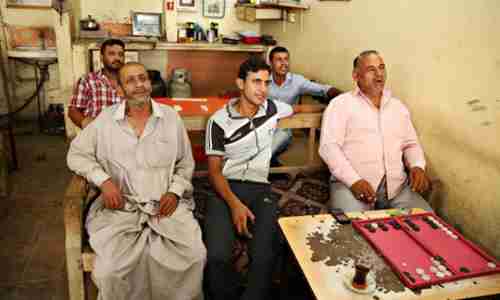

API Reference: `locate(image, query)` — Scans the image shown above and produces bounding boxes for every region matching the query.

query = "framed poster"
[203,0,225,18]
[132,12,163,37]
[177,0,198,12]
[7,0,52,8]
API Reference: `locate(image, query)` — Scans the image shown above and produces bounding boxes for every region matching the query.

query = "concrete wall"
[0,1,60,119]
[262,0,500,257]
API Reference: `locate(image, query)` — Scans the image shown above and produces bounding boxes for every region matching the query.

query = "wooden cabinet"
[236,5,281,22]
[245,7,282,22]
[234,3,308,23]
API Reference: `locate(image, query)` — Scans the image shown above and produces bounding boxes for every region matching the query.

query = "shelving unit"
[234,2,309,32]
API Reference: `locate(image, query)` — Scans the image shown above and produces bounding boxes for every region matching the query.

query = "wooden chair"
[64,175,93,300]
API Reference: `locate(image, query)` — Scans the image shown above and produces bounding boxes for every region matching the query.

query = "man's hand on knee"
[409,167,430,194]
[100,179,124,209]
[159,192,179,217]
[350,179,376,204]
[230,200,255,239]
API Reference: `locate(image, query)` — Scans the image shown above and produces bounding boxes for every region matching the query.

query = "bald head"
[118,62,148,86]
[118,62,152,104]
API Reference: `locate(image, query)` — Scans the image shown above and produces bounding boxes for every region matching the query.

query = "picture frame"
[177,0,198,12]
[131,12,163,38]
[203,0,225,18]
[6,0,52,9]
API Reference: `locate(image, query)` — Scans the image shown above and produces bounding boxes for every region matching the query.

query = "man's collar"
[227,97,268,119]
[98,68,119,82]
[96,69,105,78]
[97,69,112,84]
[271,72,292,86]
[113,98,162,120]
[353,87,392,103]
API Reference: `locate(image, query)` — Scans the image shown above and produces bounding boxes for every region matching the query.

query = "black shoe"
[270,157,283,168]
[268,172,291,182]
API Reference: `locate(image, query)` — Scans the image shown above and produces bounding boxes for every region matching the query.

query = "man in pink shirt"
[319,50,432,212]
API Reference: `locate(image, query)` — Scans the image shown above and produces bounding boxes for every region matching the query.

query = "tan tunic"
[67,100,206,300]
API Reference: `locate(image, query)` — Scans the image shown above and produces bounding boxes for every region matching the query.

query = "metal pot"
[80,15,99,31]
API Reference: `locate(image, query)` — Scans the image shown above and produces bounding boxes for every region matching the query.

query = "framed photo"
[203,0,225,18]
[177,0,198,12]
[131,12,163,37]
[6,0,52,8]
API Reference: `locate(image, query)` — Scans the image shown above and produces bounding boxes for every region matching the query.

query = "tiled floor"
[0,131,70,300]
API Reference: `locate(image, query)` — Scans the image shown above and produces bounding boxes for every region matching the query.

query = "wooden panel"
[100,22,132,37]
[7,25,56,49]
[166,51,257,97]
[236,6,246,21]
[245,7,281,22]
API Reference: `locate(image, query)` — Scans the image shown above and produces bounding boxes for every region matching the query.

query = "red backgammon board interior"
[352,212,500,289]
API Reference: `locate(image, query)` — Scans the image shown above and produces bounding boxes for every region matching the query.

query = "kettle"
[80,15,99,31]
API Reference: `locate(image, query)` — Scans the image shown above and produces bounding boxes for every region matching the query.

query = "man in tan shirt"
[67,62,206,300]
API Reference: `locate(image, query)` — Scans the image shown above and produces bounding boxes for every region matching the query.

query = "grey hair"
[353,50,380,69]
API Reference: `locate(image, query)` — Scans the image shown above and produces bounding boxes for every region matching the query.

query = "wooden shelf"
[74,39,267,52]
[235,2,309,10]
[155,42,266,52]
[235,2,308,32]
[6,4,51,9]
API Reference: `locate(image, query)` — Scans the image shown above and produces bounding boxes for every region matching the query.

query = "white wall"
[0,0,59,118]
[263,0,500,256]
[80,0,260,37]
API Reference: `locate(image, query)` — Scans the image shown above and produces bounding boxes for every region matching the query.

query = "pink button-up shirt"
[319,88,425,199]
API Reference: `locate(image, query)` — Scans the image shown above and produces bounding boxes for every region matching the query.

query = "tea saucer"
[342,270,376,294]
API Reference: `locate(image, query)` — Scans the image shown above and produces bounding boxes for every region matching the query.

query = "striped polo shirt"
[205,98,293,183]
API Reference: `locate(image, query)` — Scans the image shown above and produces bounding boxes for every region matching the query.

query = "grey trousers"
[328,181,433,212]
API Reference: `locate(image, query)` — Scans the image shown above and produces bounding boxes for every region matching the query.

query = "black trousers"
[204,180,279,300]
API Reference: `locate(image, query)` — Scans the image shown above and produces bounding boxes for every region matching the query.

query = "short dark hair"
[100,39,125,55]
[238,56,271,80]
[353,50,379,69]
[269,46,289,62]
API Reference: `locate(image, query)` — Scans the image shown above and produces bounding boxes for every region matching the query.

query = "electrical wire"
[0,59,56,119]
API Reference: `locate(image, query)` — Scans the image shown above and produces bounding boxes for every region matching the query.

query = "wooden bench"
[64,175,90,300]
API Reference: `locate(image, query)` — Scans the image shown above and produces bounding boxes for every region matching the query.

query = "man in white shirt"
[67,62,206,300]
[204,56,294,300]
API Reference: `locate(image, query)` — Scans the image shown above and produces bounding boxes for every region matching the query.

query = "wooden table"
[278,210,500,300]
[155,97,324,177]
